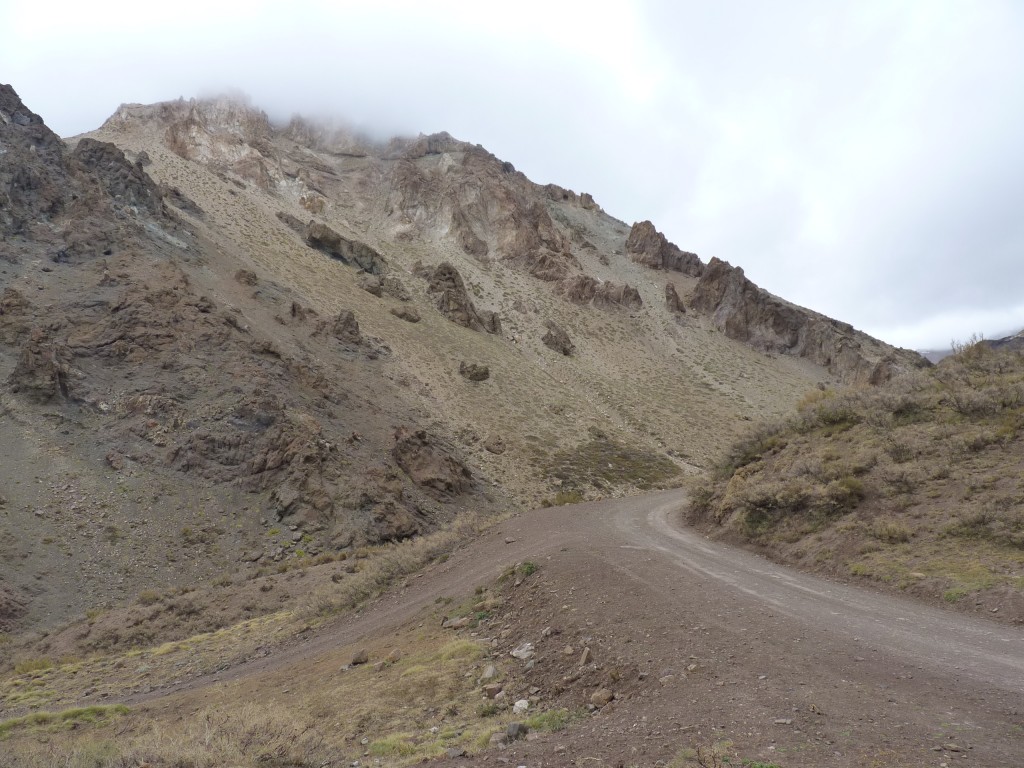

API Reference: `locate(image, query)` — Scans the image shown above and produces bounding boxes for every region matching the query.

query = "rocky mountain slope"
[1,84,925,635]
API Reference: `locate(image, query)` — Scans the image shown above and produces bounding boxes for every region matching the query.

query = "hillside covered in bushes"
[688,341,1024,622]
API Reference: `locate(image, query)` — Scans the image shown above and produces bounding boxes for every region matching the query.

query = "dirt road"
[142,489,1024,766]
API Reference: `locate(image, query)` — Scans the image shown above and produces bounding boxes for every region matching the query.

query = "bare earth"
[128,490,1024,767]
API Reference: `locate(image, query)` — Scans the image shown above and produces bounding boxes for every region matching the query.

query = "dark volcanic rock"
[70,138,165,217]
[392,427,472,497]
[626,220,703,277]
[305,221,385,275]
[542,321,575,356]
[0,83,70,236]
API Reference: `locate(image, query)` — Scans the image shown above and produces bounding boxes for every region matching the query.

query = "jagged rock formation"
[665,283,685,314]
[626,220,704,277]
[561,276,643,311]
[690,258,927,382]
[542,321,575,356]
[426,262,501,333]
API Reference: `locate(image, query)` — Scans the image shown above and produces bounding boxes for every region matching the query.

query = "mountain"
[1,84,925,634]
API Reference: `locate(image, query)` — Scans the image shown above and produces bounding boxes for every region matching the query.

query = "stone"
[488,732,507,747]
[513,699,529,714]
[459,361,490,381]
[510,642,535,660]
[483,435,506,455]
[481,664,498,681]
[351,649,369,665]
[483,683,504,699]
[234,269,258,286]
[506,722,529,741]
[541,320,575,356]
[665,282,685,313]
[690,257,928,383]
[389,306,421,323]
[446,747,466,758]
[579,647,592,666]
[357,273,383,297]
[590,688,615,708]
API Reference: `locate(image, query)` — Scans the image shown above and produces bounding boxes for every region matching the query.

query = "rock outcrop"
[626,221,703,277]
[426,263,501,334]
[7,330,73,403]
[561,276,643,311]
[665,282,685,314]
[305,221,385,275]
[542,321,575,356]
[391,428,473,497]
[691,257,928,382]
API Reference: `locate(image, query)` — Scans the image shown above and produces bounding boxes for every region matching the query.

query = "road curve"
[125,487,1024,766]
[615,489,1024,692]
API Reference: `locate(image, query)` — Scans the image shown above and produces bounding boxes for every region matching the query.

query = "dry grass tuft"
[689,345,1024,613]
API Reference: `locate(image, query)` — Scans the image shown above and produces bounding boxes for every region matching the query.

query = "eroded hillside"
[2,85,924,633]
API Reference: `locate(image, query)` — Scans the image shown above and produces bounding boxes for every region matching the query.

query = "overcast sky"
[4,0,1023,349]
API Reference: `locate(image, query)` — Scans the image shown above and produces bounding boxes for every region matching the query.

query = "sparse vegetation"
[690,345,1024,612]
[544,432,682,492]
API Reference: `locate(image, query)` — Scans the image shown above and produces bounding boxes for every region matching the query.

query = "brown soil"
[95,490,1024,767]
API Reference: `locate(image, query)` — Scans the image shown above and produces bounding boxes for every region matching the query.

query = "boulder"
[357,273,383,297]
[542,321,575,356]
[665,282,685,314]
[459,362,490,381]
[390,306,421,323]
[7,330,73,403]
[483,435,506,455]
[321,310,362,345]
